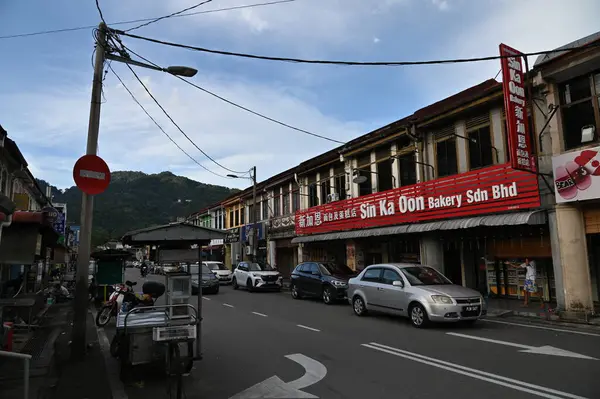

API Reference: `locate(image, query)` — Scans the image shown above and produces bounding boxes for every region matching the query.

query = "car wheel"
[352,296,367,316]
[232,277,238,290]
[322,286,334,305]
[246,279,254,292]
[213,286,220,295]
[291,285,302,299]
[409,303,429,328]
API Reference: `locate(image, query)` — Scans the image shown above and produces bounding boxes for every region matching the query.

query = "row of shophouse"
[189,32,600,316]
[0,125,80,299]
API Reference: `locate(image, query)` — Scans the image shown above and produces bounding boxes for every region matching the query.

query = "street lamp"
[71,22,198,359]
[227,167,257,263]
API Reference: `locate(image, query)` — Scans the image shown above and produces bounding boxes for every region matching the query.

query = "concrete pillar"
[370,150,377,192]
[350,158,359,198]
[490,107,506,163]
[455,120,468,173]
[420,235,444,273]
[553,204,594,313]
[548,209,565,309]
[390,143,399,188]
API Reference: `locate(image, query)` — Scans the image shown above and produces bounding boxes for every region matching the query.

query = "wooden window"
[436,138,458,177]
[560,71,600,150]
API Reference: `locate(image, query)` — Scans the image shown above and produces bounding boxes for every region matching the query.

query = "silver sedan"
[347,263,484,328]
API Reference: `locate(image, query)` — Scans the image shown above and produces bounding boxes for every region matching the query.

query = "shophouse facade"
[222,193,245,269]
[532,32,600,314]
[292,76,554,304]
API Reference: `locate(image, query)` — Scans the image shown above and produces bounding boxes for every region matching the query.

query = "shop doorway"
[443,248,462,285]
[276,247,296,279]
[365,252,382,266]
[587,234,600,303]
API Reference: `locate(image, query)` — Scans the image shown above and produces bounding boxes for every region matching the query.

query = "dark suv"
[290,262,355,304]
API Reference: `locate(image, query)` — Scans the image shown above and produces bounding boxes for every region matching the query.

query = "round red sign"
[73,154,111,195]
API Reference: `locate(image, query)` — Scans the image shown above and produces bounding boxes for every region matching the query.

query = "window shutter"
[466,114,490,130]
[433,125,455,140]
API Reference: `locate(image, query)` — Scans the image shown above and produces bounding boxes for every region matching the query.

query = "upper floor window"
[397,152,417,186]
[307,176,318,207]
[273,194,281,217]
[292,189,300,212]
[333,167,347,201]
[356,153,373,196]
[319,173,331,203]
[229,209,234,227]
[436,138,458,177]
[262,199,269,220]
[375,146,393,192]
[235,208,240,226]
[466,114,494,170]
[282,188,290,215]
[560,72,600,151]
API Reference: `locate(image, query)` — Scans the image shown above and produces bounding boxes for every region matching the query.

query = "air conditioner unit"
[245,246,252,255]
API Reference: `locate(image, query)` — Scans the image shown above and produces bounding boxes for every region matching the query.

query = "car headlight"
[251,274,261,279]
[331,280,347,287]
[431,295,453,304]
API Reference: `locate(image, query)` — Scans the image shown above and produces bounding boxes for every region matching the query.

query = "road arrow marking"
[229,353,327,399]
[447,332,597,360]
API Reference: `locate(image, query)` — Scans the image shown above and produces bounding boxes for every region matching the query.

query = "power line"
[0,0,296,39]
[121,45,346,144]
[125,0,213,32]
[124,62,248,175]
[95,0,107,25]
[108,64,233,179]
[115,30,600,67]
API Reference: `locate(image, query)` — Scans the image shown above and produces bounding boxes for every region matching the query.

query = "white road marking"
[446,332,596,360]
[297,324,320,332]
[90,309,129,399]
[223,303,235,308]
[229,353,327,398]
[482,319,600,337]
[252,312,268,317]
[362,342,588,399]
[202,296,211,301]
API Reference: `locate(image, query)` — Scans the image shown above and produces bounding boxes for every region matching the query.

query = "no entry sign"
[73,154,111,195]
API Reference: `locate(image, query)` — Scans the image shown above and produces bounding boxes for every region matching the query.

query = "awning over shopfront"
[0,211,58,264]
[291,210,547,244]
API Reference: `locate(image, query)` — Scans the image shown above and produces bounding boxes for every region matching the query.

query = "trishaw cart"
[115,305,197,393]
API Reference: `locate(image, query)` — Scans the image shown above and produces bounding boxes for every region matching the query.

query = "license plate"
[464,306,479,312]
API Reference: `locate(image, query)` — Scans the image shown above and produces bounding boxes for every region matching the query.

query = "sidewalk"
[0,303,114,399]
[486,297,600,326]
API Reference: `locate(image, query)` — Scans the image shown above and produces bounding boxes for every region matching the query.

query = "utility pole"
[251,166,257,262]
[71,22,107,360]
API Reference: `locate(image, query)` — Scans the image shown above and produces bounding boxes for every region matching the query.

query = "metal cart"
[114,304,198,397]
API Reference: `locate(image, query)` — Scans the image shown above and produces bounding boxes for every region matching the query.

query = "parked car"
[290,262,355,304]
[204,261,233,284]
[348,264,484,328]
[191,263,220,295]
[232,261,282,292]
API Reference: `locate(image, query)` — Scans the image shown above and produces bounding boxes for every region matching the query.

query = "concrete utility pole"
[251,166,257,262]
[71,22,107,360]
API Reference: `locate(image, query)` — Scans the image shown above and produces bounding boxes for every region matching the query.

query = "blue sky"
[1,0,599,190]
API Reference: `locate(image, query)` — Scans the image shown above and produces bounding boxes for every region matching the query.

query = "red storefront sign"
[295,163,540,235]
[499,43,536,173]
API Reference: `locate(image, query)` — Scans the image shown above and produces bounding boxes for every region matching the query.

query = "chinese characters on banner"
[295,163,540,235]
[499,43,536,173]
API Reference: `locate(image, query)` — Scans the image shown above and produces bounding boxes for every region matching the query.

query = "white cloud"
[431,0,449,11]
[2,65,365,189]
[373,37,381,44]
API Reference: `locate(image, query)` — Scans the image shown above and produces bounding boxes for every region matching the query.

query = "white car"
[203,261,233,284]
[232,262,282,292]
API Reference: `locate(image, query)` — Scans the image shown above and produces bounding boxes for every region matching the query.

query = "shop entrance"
[276,247,296,279]
[365,252,382,266]
[443,247,462,285]
[587,234,600,303]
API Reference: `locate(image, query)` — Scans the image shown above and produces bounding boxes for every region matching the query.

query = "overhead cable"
[121,45,346,144]
[109,64,233,179]
[124,0,213,32]
[0,0,297,39]
[124,63,249,175]
[114,31,600,67]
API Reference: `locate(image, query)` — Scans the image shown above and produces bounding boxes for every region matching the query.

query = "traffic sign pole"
[71,22,106,360]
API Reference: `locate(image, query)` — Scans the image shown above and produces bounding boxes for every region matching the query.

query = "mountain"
[37,171,240,246]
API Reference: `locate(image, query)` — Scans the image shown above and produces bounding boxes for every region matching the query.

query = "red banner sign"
[500,43,536,173]
[295,163,540,235]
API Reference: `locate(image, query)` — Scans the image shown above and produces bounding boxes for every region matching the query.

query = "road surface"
[101,267,600,399]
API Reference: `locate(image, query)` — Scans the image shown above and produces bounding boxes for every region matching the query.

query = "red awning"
[0,210,45,224]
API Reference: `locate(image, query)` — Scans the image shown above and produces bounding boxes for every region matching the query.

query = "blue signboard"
[241,223,264,243]
[70,225,80,247]
[52,211,65,236]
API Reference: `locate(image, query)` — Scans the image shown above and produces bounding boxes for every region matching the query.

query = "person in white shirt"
[506,258,538,306]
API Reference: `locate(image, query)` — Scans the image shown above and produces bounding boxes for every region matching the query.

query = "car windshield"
[201,265,212,274]
[401,266,452,286]
[248,263,262,271]
[206,262,227,271]
[319,263,352,276]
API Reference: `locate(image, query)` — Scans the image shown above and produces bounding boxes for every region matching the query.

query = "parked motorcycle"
[95,281,136,327]
[140,265,148,278]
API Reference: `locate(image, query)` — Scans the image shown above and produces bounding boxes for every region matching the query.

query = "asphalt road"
[103,268,600,399]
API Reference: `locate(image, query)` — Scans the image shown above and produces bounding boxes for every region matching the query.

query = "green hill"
[37,171,239,246]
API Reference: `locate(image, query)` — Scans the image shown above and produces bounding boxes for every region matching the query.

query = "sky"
[0,0,599,191]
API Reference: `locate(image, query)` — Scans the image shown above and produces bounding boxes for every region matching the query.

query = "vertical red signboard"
[499,43,536,173]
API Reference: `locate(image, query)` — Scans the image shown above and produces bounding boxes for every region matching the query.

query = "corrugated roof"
[534,30,600,67]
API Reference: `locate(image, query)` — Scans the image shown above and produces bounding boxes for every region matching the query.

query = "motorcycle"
[140,265,148,278]
[95,281,136,327]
